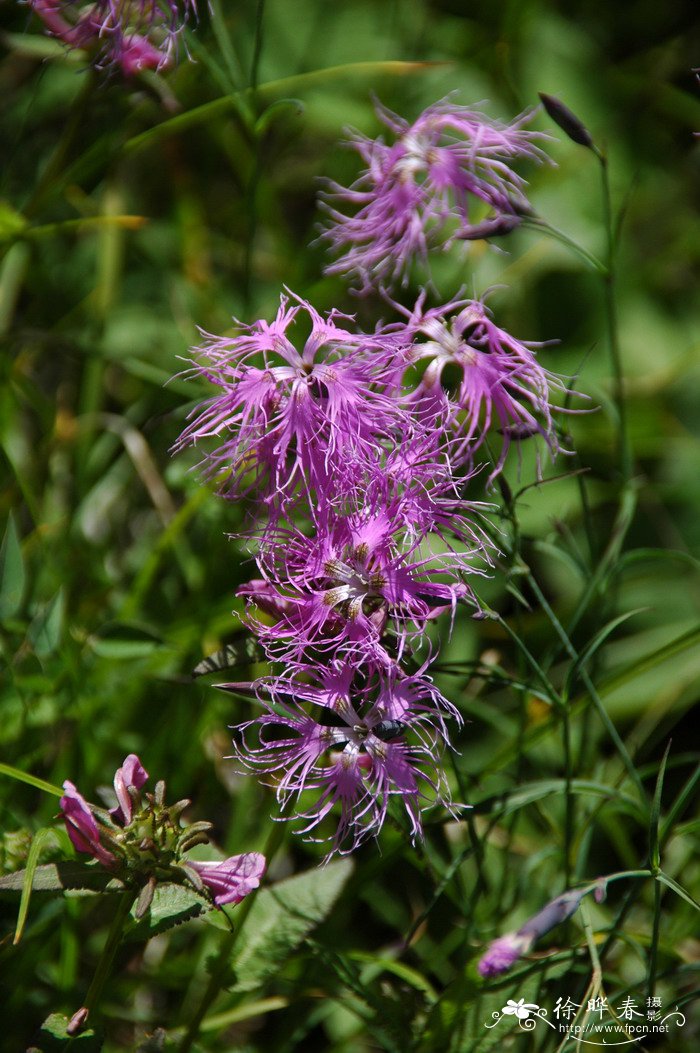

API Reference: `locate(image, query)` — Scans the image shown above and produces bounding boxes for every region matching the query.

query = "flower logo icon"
[502,999,540,1020]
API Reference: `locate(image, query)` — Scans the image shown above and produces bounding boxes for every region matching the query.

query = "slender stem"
[647,879,662,1000]
[595,146,632,482]
[178,823,284,1052]
[525,568,645,799]
[83,892,136,1016]
[562,700,573,887]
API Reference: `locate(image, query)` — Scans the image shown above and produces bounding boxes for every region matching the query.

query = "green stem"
[83,892,136,1016]
[177,822,284,1052]
[562,701,573,887]
[525,569,645,799]
[647,878,662,1000]
[595,145,632,482]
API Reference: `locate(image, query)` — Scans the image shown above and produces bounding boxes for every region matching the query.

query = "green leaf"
[661,763,700,847]
[35,1012,102,1050]
[0,862,125,894]
[28,589,65,657]
[564,608,645,698]
[87,621,164,659]
[0,514,26,620]
[125,61,441,155]
[124,883,209,941]
[220,859,353,993]
[0,761,63,797]
[649,740,672,869]
[193,632,264,677]
[13,828,52,944]
[472,779,645,822]
[656,871,700,912]
[0,201,28,242]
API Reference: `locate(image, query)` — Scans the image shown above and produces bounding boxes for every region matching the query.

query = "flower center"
[322,544,387,620]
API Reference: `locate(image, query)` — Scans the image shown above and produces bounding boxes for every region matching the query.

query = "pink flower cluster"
[30,0,196,75]
[60,755,265,907]
[178,98,566,855]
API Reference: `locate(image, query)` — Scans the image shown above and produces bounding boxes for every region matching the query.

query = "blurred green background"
[1,1,699,1050]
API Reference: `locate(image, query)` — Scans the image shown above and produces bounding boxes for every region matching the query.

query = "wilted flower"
[30,0,196,75]
[321,97,549,293]
[59,755,265,912]
[186,853,266,907]
[229,655,460,854]
[175,291,406,510]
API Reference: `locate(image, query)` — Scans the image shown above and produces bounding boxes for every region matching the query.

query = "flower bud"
[538,93,594,149]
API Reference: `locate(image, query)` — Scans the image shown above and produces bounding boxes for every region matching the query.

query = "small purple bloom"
[231,656,460,855]
[187,852,266,907]
[175,291,406,508]
[30,0,196,75]
[477,933,533,977]
[321,97,549,293]
[111,753,149,826]
[59,781,117,868]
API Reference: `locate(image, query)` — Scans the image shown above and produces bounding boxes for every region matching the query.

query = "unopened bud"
[458,213,521,242]
[538,93,594,149]
[135,876,157,919]
[66,1007,89,1036]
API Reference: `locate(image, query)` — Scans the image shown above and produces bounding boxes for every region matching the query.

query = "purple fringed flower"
[244,493,481,662]
[187,852,266,907]
[321,97,549,293]
[174,291,407,507]
[392,291,567,479]
[229,656,460,854]
[30,0,196,75]
[110,753,149,826]
[59,781,117,868]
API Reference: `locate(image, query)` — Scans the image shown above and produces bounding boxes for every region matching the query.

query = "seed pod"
[538,92,594,149]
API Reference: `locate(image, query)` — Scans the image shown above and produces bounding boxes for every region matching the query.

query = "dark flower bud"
[538,93,594,149]
[457,213,522,242]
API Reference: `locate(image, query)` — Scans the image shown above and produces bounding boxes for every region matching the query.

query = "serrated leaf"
[221,859,353,993]
[0,514,26,620]
[193,633,264,677]
[0,861,125,893]
[35,1012,102,1050]
[28,589,65,657]
[124,883,209,941]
